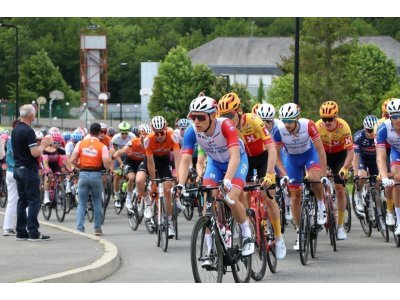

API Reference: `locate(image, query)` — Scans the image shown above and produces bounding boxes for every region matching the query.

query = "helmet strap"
[204,114,213,133]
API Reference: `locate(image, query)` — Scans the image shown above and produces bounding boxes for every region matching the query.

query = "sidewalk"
[0,212,120,283]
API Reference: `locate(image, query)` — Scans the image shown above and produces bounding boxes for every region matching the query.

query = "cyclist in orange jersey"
[135,116,181,238]
[218,92,286,259]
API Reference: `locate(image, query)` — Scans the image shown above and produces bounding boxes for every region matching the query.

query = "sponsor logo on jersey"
[82,147,98,157]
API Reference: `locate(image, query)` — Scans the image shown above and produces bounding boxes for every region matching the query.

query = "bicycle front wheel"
[55,183,66,222]
[326,196,337,252]
[159,197,169,252]
[231,219,252,283]
[299,199,311,265]
[343,189,351,233]
[249,213,267,281]
[190,216,223,283]
[86,198,94,222]
[0,175,7,208]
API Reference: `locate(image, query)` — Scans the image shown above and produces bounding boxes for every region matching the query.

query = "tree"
[18,50,78,111]
[190,64,216,99]
[148,46,193,125]
[256,78,265,103]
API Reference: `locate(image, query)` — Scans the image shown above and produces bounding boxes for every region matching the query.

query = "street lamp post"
[134,104,138,125]
[120,63,128,122]
[0,23,19,118]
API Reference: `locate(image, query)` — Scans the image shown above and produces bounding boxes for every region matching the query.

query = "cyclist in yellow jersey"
[218,93,286,259]
[375,98,395,225]
[315,101,354,240]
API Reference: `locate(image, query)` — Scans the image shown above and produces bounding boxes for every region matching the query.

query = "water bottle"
[122,181,128,193]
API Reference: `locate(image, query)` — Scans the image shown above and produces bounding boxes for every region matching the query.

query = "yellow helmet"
[381,98,391,114]
[319,101,339,118]
[251,103,261,115]
[218,93,241,114]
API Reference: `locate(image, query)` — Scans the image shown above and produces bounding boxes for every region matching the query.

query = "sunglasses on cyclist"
[120,132,129,135]
[281,118,296,124]
[322,117,335,123]
[189,114,207,122]
[220,112,236,120]
[365,128,374,133]
[155,130,166,137]
[390,114,400,120]
[263,119,273,124]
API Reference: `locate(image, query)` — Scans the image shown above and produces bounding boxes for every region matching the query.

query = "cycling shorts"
[358,155,378,176]
[137,155,172,179]
[246,150,268,182]
[203,152,248,190]
[124,158,142,175]
[326,150,346,184]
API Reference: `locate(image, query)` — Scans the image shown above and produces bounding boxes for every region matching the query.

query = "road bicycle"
[102,170,113,224]
[324,178,337,252]
[114,168,128,215]
[274,176,292,234]
[182,171,204,220]
[243,181,277,281]
[352,175,389,242]
[65,170,79,214]
[41,172,68,222]
[188,182,252,283]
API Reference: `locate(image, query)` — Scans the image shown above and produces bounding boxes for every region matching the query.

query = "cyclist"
[315,101,354,240]
[135,116,181,237]
[174,118,191,146]
[217,93,286,259]
[62,131,71,143]
[99,123,112,149]
[375,98,395,226]
[113,123,151,210]
[107,127,116,138]
[175,95,254,257]
[251,103,261,115]
[42,133,72,205]
[257,103,293,221]
[274,103,328,250]
[110,122,135,208]
[352,115,379,218]
[376,98,400,235]
[65,131,83,193]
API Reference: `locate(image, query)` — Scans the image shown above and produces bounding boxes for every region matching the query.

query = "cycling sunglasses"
[220,111,236,120]
[365,128,374,133]
[322,117,335,123]
[155,130,166,137]
[390,114,400,120]
[189,114,207,122]
[263,119,273,124]
[281,118,296,124]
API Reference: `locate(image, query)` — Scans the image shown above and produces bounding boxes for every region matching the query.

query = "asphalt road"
[28,203,400,283]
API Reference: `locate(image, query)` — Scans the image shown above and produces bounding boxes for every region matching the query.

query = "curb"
[0,212,120,283]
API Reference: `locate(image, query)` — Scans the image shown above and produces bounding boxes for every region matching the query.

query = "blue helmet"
[62,131,71,141]
[71,132,83,142]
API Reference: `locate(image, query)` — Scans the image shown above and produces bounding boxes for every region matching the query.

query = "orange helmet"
[218,93,241,114]
[251,103,261,115]
[319,101,339,118]
[381,98,392,114]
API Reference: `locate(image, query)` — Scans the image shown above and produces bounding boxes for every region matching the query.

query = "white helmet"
[279,103,300,119]
[386,98,400,116]
[177,118,190,128]
[49,127,60,135]
[151,116,167,130]
[100,122,108,130]
[363,115,378,129]
[35,130,44,140]
[257,103,276,120]
[138,123,152,134]
[189,96,217,114]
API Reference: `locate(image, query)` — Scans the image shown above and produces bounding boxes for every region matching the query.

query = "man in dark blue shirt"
[12,104,52,241]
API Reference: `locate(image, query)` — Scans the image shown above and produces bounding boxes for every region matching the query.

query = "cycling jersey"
[273,118,320,155]
[181,118,245,163]
[374,117,391,148]
[65,141,75,156]
[124,137,146,162]
[353,129,376,161]
[111,132,135,149]
[73,136,109,170]
[143,127,180,158]
[315,118,353,154]
[100,135,112,148]
[238,113,273,157]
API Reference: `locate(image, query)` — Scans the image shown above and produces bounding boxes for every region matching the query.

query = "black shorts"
[124,158,142,174]
[49,162,61,173]
[326,150,347,184]
[246,150,268,182]
[137,155,172,179]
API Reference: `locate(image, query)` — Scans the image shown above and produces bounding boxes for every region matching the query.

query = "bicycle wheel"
[145,202,156,234]
[0,175,7,208]
[159,197,169,252]
[266,223,277,274]
[42,203,52,220]
[309,194,319,259]
[190,216,224,283]
[249,213,267,281]
[86,197,94,223]
[275,187,286,234]
[127,196,140,232]
[173,200,179,240]
[359,197,372,237]
[183,196,194,221]
[231,219,252,283]
[299,199,311,265]
[378,200,389,242]
[65,192,73,214]
[343,189,351,233]
[326,196,337,252]
[55,183,66,222]
[114,193,124,215]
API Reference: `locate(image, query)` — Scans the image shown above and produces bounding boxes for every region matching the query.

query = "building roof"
[189,36,400,74]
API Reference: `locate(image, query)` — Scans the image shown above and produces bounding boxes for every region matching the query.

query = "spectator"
[70,123,111,235]
[3,119,20,236]
[12,104,52,241]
